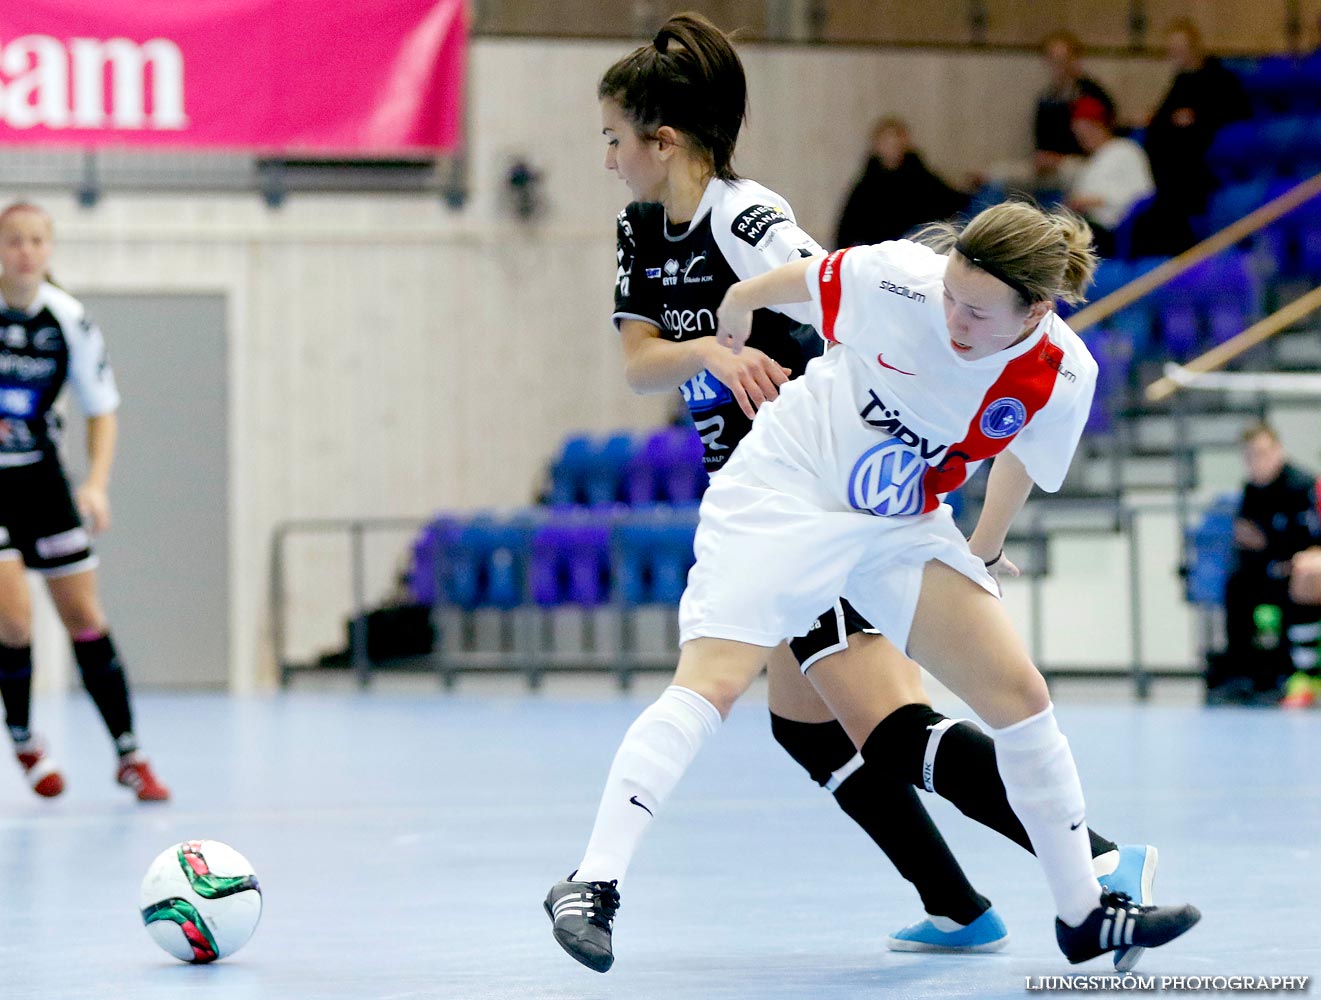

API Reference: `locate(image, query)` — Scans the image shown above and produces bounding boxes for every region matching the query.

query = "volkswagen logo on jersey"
[680,369,733,412]
[0,387,39,419]
[848,438,927,516]
[980,397,1028,439]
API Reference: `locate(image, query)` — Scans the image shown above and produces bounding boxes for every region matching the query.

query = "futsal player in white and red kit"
[547,199,1201,972]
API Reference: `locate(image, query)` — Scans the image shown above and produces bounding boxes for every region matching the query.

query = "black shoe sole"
[544,896,614,973]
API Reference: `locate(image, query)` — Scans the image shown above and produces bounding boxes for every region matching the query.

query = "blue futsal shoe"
[1095,845,1158,971]
[887,907,1009,953]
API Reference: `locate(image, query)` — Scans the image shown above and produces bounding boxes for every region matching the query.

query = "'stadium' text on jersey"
[612,178,825,469]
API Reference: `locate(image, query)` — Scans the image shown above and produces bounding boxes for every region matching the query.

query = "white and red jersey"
[732,240,1097,516]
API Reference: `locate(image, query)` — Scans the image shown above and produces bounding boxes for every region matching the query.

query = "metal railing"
[271,516,432,688]
[268,511,1191,696]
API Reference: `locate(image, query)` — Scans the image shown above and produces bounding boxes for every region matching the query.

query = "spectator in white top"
[1066,96,1155,258]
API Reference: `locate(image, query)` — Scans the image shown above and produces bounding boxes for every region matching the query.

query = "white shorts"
[678,462,998,655]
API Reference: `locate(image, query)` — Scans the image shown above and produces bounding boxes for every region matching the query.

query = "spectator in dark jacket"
[1033,31,1116,181]
[1140,19,1252,255]
[1213,422,1321,704]
[835,117,968,249]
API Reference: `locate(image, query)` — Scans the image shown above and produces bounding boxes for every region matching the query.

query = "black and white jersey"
[0,282,119,466]
[613,178,825,469]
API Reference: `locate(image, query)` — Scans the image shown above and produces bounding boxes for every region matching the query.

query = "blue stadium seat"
[1111,195,1156,261]
[548,434,596,506]
[1207,120,1264,183]
[1080,328,1131,434]
[1240,56,1301,115]
[445,515,531,610]
[1185,494,1238,606]
[529,512,612,606]
[614,507,697,605]
[1203,179,1271,238]
[408,516,463,606]
[1152,253,1259,359]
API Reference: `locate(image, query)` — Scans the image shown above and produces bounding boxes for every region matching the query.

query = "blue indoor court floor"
[1,684,1317,1000]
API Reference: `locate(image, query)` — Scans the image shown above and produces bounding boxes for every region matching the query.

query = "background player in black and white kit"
[0,202,169,802]
[547,13,1154,972]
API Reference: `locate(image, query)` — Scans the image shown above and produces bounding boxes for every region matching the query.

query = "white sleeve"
[712,200,825,324]
[802,246,884,347]
[65,312,121,417]
[1006,358,1097,492]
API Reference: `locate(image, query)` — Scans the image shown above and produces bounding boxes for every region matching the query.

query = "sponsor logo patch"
[879,280,925,303]
[980,397,1027,439]
[848,438,927,516]
[680,369,733,413]
[0,387,38,419]
[732,204,792,247]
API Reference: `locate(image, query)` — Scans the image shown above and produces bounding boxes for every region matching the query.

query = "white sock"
[575,685,722,884]
[990,704,1101,926]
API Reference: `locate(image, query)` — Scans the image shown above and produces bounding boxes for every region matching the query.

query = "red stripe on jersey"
[920,336,1066,511]
[818,249,850,344]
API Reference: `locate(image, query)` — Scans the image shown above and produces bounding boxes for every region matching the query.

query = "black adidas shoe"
[1056,891,1201,965]
[544,874,621,973]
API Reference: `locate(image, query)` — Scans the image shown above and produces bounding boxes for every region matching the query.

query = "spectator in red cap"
[1065,96,1155,257]
[1032,32,1115,185]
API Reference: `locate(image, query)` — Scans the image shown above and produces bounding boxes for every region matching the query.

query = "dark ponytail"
[598,11,747,181]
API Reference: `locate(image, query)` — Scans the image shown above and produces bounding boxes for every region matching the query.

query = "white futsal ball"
[139,840,262,963]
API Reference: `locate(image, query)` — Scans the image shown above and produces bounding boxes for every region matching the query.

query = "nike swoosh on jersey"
[876,353,916,376]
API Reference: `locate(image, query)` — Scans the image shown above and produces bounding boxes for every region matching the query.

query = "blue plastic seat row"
[1208,115,1321,184]
[1227,55,1321,116]
[1077,252,1263,430]
[1088,252,1260,359]
[549,427,706,507]
[408,507,699,610]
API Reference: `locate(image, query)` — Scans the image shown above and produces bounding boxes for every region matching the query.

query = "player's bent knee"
[993,667,1051,723]
[674,638,766,718]
[0,621,32,647]
[685,674,749,718]
[60,613,106,638]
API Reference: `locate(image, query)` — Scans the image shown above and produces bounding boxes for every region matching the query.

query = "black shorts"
[0,456,96,576]
[788,597,880,673]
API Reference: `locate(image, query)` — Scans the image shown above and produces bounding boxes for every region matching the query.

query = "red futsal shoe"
[16,738,65,798]
[117,752,171,802]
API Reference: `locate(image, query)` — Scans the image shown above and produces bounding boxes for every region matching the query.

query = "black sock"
[862,704,1120,860]
[770,713,991,925]
[0,643,33,743]
[72,633,136,753]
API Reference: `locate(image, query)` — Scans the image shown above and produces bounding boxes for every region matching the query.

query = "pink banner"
[0,0,465,153]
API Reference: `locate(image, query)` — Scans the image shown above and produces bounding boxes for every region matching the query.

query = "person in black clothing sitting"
[834,117,968,249]
[1032,31,1116,188]
[1211,422,1321,704]
[1139,19,1251,256]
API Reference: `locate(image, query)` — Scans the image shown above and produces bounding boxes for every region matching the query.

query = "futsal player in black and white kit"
[0,202,169,801]
[546,13,1163,973]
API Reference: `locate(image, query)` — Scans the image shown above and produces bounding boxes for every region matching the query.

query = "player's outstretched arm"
[716,255,821,354]
[969,451,1034,579]
[619,320,792,419]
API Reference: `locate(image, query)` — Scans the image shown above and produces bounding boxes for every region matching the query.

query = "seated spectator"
[1065,97,1155,258]
[1032,31,1116,188]
[1140,19,1251,254]
[835,117,968,249]
[1212,422,1321,705]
